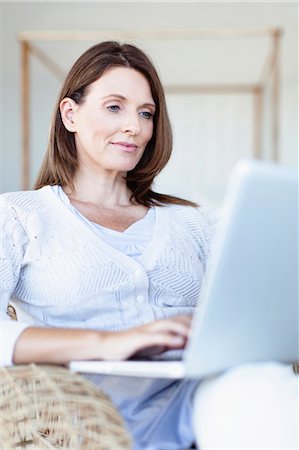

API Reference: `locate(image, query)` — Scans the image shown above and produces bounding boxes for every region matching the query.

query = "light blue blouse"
[92,209,155,259]
[55,185,155,259]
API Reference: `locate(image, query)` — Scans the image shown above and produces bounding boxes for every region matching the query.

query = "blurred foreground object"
[0,364,131,449]
[193,362,298,449]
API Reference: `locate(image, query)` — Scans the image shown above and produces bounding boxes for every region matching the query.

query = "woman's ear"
[60,98,78,132]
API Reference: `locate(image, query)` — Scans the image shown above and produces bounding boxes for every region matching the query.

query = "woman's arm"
[0,199,33,366]
[13,315,192,365]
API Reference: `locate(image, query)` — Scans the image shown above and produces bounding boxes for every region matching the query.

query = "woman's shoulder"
[0,186,58,238]
[0,186,51,209]
[0,187,55,227]
[164,203,218,228]
[162,203,220,254]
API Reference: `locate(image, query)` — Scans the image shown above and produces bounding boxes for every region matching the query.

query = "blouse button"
[136,295,144,303]
[134,269,142,278]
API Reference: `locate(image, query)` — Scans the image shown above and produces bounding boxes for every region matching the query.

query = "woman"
[1,41,211,449]
[1,41,296,450]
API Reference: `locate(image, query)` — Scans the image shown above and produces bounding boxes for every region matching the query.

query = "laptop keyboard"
[145,349,183,361]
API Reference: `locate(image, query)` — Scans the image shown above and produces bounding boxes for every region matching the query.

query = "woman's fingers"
[141,330,186,348]
[131,315,193,351]
[99,315,193,360]
[141,315,192,338]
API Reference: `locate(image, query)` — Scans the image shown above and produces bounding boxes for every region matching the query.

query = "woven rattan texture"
[0,364,132,449]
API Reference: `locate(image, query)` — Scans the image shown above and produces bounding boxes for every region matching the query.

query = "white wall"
[1,2,297,206]
[0,3,4,188]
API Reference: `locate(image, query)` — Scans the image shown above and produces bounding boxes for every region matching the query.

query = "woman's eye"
[140,111,153,120]
[107,105,121,112]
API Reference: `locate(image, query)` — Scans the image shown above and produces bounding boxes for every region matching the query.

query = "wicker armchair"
[0,364,132,449]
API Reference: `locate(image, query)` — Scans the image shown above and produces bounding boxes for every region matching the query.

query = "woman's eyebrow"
[103,94,156,109]
[103,94,126,101]
[143,102,156,110]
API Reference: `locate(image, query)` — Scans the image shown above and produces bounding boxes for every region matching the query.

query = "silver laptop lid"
[185,159,298,378]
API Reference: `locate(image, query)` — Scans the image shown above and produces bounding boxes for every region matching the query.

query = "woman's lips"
[111,142,138,152]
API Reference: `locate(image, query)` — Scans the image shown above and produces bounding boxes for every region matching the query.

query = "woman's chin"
[112,159,141,173]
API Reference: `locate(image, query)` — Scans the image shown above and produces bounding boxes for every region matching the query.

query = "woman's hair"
[34,41,196,207]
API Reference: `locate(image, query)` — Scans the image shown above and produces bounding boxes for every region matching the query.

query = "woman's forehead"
[87,67,155,104]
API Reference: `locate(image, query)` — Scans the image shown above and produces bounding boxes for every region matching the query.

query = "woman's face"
[61,67,156,176]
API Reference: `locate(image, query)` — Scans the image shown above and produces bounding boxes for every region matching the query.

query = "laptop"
[70,159,298,379]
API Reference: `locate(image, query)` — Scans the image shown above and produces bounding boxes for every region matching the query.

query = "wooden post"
[272,30,281,162]
[253,86,263,159]
[21,41,30,190]
[18,27,280,42]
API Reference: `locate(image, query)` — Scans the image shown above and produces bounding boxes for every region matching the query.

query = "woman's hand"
[97,315,192,361]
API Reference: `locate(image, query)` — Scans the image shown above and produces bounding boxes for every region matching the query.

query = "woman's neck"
[65,171,133,207]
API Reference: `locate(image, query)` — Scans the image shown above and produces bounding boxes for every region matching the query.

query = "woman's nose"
[121,114,141,135]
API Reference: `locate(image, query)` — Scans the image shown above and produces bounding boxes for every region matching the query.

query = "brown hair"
[34,41,196,207]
